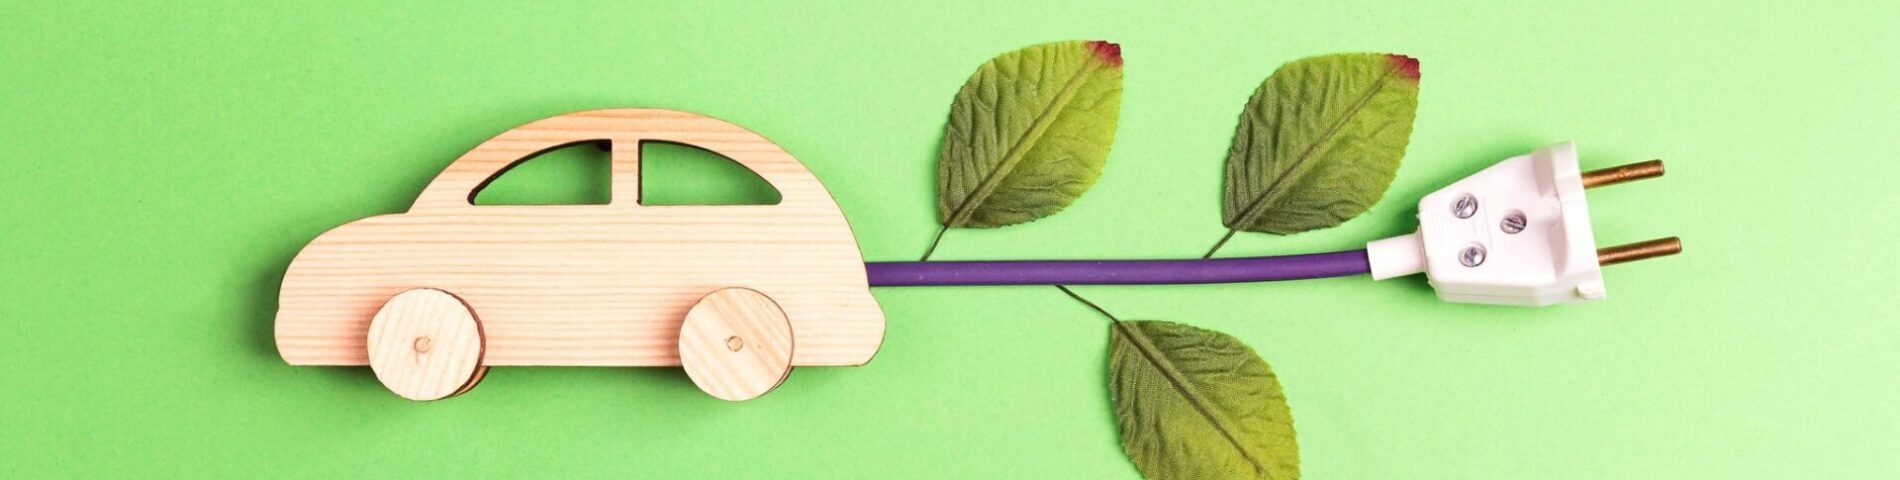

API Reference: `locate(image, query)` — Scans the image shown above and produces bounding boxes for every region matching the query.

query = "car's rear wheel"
[678,287,794,401]
[367,288,487,401]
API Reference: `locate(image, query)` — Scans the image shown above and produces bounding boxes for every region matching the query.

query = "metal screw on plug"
[1452,194,1479,219]
[1460,244,1487,267]
[1500,211,1527,234]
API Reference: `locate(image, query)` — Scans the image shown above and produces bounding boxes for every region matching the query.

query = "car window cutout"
[471,140,613,206]
[638,140,782,206]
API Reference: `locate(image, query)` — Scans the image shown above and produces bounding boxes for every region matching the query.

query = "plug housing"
[1367,142,1676,306]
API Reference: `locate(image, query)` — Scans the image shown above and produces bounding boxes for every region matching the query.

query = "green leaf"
[1219,53,1420,241]
[937,40,1124,228]
[1111,320,1297,480]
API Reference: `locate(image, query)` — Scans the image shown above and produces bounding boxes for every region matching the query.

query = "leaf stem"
[918,224,950,261]
[1054,285,1120,323]
[1203,229,1240,258]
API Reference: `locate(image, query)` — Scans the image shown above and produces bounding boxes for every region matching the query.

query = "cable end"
[1366,232,1426,280]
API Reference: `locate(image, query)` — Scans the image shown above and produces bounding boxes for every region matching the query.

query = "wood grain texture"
[275,109,885,368]
[366,289,485,401]
[679,288,795,401]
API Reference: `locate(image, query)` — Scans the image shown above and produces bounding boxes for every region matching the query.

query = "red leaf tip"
[1088,41,1123,67]
[1386,54,1420,80]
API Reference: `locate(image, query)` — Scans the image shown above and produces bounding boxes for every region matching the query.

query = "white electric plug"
[1367,142,1680,306]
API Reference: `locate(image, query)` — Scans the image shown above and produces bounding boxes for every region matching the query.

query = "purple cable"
[864,249,1371,287]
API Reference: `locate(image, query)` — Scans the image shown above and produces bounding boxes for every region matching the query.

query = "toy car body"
[274,109,885,401]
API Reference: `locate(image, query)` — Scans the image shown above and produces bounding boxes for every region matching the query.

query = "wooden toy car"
[274,109,886,401]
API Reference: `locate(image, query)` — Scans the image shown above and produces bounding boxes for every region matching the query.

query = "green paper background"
[4,1,1897,478]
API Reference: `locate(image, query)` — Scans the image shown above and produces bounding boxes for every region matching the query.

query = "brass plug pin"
[1598,237,1682,266]
[1582,159,1665,189]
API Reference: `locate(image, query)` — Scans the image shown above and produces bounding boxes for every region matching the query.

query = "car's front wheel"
[366,288,487,401]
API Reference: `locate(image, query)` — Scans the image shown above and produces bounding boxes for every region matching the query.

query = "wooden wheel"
[367,288,486,401]
[679,288,795,401]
